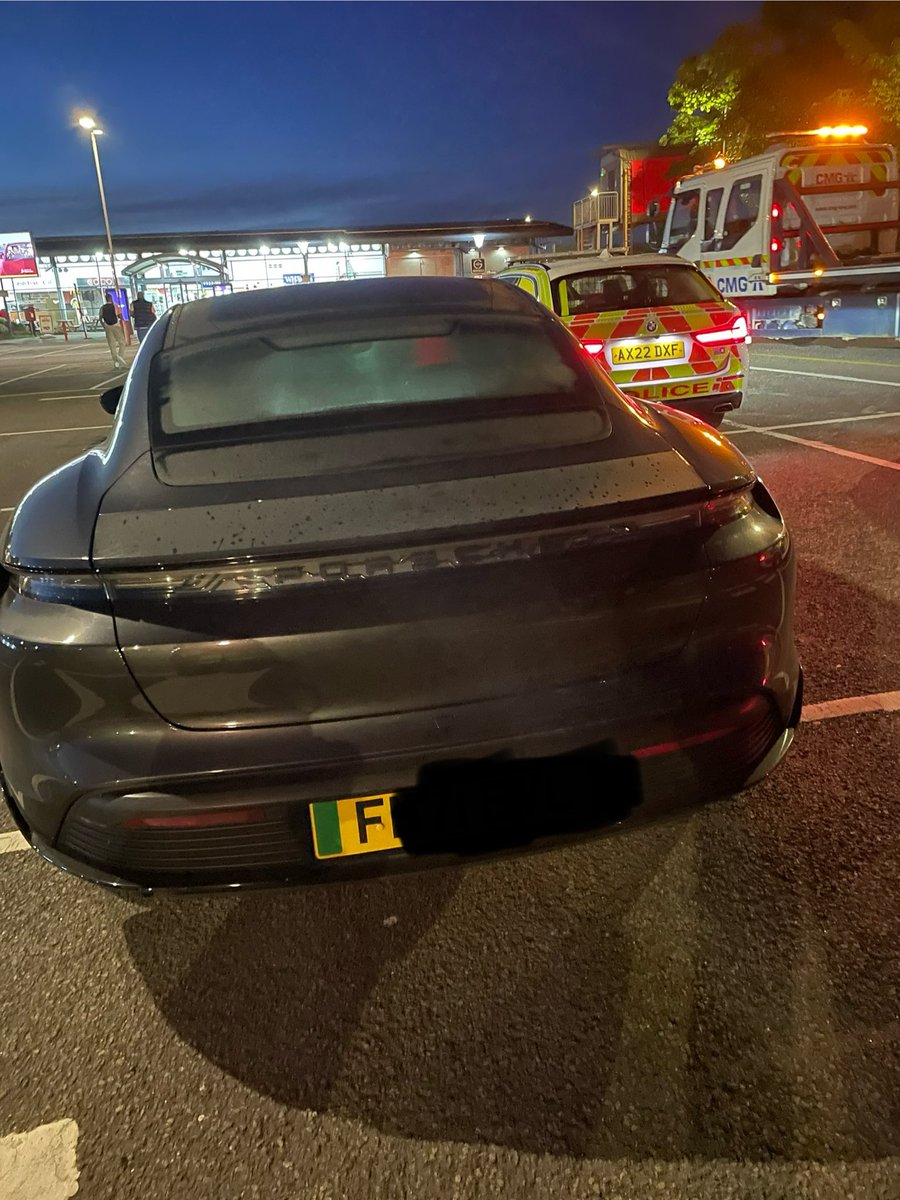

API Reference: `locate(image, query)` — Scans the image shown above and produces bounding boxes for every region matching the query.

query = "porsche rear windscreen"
[147,315,616,483]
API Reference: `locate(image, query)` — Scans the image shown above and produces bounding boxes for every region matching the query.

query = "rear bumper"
[681,391,743,423]
[19,693,800,895]
[0,526,798,893]
[622,377,745,422]
[3,653,801,894]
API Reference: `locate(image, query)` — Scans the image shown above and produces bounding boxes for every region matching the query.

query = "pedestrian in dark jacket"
[131,292,157,342]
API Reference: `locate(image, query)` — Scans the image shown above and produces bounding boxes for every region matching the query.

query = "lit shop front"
[14,221,570,331]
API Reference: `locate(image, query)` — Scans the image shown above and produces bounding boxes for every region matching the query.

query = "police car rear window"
[559,266,720,315]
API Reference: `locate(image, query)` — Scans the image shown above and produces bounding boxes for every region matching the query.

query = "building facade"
[2,220,570,333]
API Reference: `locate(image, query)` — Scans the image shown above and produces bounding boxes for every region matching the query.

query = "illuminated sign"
[0,232,38,278]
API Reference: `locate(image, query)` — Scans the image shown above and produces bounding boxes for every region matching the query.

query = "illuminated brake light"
[770,238,782,254]
[582,340,605,356]
[695,315,750,346]
[771,204,781,220]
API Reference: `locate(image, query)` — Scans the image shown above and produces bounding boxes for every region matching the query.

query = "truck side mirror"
[99,385,123,415]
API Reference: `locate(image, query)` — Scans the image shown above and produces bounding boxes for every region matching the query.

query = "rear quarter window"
[497,273,540,300]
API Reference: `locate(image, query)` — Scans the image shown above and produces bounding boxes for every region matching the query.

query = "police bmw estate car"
[496,253,749,426]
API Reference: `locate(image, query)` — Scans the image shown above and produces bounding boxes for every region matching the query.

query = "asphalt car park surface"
[0,334,897,1199]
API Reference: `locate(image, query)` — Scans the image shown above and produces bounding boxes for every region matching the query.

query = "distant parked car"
[0,278,799,892]
[495,252,749,427]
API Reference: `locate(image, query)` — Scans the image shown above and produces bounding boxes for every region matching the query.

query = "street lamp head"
[472,232,486,250]
[77,115,96,130]
[297,240,310,253]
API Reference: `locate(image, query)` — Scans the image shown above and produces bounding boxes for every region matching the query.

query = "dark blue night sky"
[5,1,756,236]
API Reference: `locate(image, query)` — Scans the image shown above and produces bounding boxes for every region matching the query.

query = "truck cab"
[661,130,900,330]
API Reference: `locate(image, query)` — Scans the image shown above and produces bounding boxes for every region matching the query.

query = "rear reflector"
[632,726,734,758]
[122,807,267,830]
[695,315,750,346]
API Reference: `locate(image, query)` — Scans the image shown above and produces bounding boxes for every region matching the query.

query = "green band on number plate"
[311,800,343,857]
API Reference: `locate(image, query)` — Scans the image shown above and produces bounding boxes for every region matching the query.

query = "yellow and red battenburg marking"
[701,256,754,268]
[567,300,745,398]
[782,146,892,188]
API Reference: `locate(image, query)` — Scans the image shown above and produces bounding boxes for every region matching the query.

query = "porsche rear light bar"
[5,490,759,607]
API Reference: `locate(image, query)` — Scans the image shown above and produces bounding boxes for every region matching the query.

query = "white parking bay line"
[729,422,900,470]
[37,399,97,405]
[91,372,126,390]
[804,690,900,722]
[727,412,900,435]
[0,366,67,388]
[0,830,29,854]
[753,365,900,388]
[755,352,900,369]
[0,1119,79,1199]
[0,425,109,438]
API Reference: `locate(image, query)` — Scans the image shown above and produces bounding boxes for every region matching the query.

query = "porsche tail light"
[700,485,755,526]
[7,571,109,609]
[695,315,750,346]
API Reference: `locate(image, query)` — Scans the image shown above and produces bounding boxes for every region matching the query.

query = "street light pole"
[78,117,120,297]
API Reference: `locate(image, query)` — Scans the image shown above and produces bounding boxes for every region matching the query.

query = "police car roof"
[504,252,694,278]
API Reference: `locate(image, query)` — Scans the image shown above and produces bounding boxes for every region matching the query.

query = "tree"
[832,16,900,139]
[662,2,900,158]
[661,50,740,152]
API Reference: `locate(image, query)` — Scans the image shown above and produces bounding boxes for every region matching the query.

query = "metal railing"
[573,191,619,229]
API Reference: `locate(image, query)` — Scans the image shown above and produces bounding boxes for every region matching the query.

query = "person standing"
[99,292,127,369]
[130,292,157,342]
[23,304,38,336]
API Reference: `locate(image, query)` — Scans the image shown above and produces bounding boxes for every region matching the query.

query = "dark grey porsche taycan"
[0,277,800,891]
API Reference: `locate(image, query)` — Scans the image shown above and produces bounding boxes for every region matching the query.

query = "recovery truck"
[659,125,900,338]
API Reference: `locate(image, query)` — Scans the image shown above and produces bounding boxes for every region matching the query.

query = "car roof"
[167,276,544,346]
[500,253,695,280]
